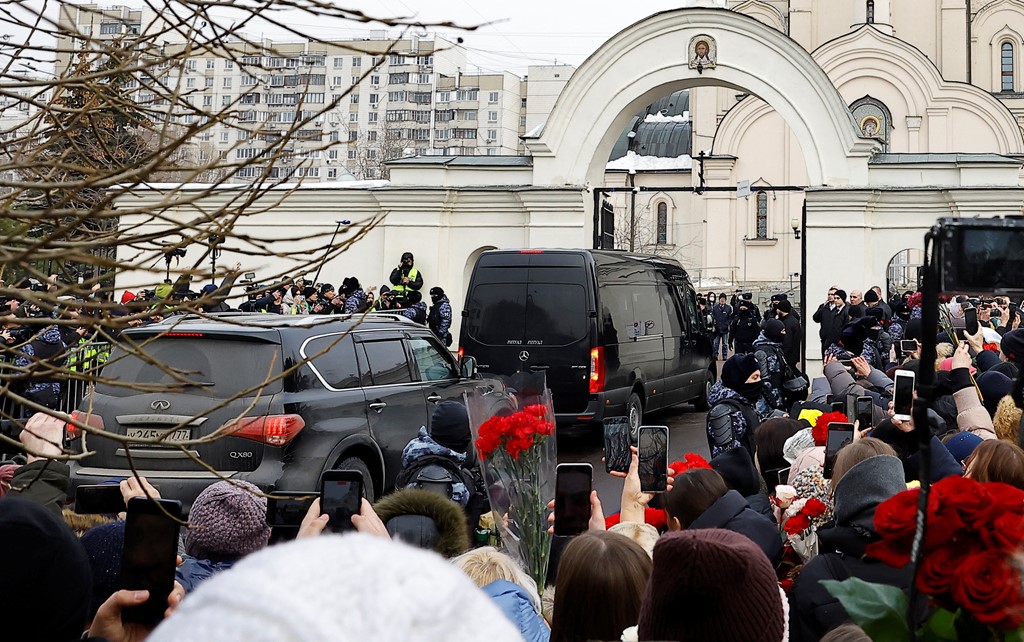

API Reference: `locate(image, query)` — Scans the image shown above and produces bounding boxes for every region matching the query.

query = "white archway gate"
[525,8,877,190]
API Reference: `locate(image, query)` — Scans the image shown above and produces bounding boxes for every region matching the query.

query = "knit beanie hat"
[763,319,785,343]
[1000,329,1024,365]
[0,498,93,642]
[978,370,1016,416]
[121,290,136,304]
[782,427,816,463]
[201,283,218,295]
[80,520,126,620]
[148,534,524,642]
[722,354,759,390]
[401,251,415,262]
[777,299,793,314]
[429,400,471,452]
[637,528,784,642]
[944,432,983,465]
[840,323,866,354]
[185,480,271,561]
[864,289,879,303]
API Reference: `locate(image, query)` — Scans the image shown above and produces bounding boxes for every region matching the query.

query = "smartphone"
[319,470,363,534]
[764,466,791,489]
[900,339,917,355]
[831,401,846,415]
[839,359,854,371]
[893,370,916,422]
[603,417,632,474]
[75,484,127,514]
[119,497,182,626]
[266,491,317,528]
[823,422,855,479]
[965,306,979,335]
[825,394,834,405]
[845,394,858,427]
[855,396,873,431]
[638,425,669,493]
[554,463,593,537]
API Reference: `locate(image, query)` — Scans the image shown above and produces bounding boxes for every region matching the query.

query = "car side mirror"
[460,355,479,379]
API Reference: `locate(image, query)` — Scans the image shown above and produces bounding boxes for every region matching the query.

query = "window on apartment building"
[224,60,233,69]
[222,95,232,105]
[367,130,378,142]
[223,77,232,88]
[206,59,215,69]
[352,75,360,85]
[100,22,120,35]
[436,91,450,102]
[330,131,340,142]
[371,75,380,85]
[755,192,769,239]
[488,91,499,103]
[186,78,196,88]
[463,110,477,120]
[521,97,527,107]
[221,131,230,142]
[866,0,875,23]
[368,112,378,122]
[486,147,496,156]
[205,77,214,87]
[657,202,669,244]
[334,57,344,68]
[187,60,197,71]
[328,149,339,159]
[328,168,337,179]
[417,73,431,84]
[350,112,358,122]
[348,149,357,159]
[365,149,377,160]
[369,93,379,104]
[348,131,358,141]
[351,93,359,104]
[520,115,527,127]
[488,111,498,122]
[487,129,498,140]
[305,93,325,103]
[203,95,213,106]
[352,56,362,67]
[456,89,479,101]
[1002,42,1015,92]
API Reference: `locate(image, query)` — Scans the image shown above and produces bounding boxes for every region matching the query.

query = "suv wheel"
[337,456,376,501]
[626,391,644,434]
[692,370,714,412]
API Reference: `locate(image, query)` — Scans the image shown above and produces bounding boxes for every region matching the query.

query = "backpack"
[394,454,484,507]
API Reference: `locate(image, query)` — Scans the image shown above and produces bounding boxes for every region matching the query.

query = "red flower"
[873,487,919,548]
[803,498,827,518]
[812,412,849,447]
[981,513,1024,551]
[951,550,1024,629]
[604,507,668,531]
[780,579,794,593]
[866,539,912,568]
[978,482,1024,526]
[783,513,811,535]
[916,544,973,597]
[668,453,711,475]
[473,407,555,461]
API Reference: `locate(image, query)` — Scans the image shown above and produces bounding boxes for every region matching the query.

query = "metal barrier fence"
[0,340,111,422]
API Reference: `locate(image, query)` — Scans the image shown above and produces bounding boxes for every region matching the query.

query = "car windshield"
[96,338,284,398]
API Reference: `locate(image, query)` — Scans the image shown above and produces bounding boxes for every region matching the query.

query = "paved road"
[556,404,709,515]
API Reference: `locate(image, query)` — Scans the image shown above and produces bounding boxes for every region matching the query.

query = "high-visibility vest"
[392,267,420,295]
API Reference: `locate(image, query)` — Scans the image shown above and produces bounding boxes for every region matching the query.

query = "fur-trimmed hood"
[372,488,469,558]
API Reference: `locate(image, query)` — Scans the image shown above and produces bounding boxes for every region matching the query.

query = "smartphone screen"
[855,396,873,431]
[320,471,362,534]
[893,370,915,420]
[120,498,182,625]
[554,464,593,536]
[965,306,979,335]
[825,394,834,405]
[831,401,846,415]
[638,426,668,493]
[266,491,316,529]
[603,417,631,474]
[900,340,917,354]
[75,484,127,514]
[823,422,855,479]
[845,394,858,427]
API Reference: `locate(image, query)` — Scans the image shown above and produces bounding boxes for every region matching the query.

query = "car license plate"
[125,427,192,443]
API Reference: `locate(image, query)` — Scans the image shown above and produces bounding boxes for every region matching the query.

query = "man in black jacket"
[813,288,850,354]
[777,299,803,367]
[389,252,424,303]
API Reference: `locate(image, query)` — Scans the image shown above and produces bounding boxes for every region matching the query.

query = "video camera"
[937,216,1024,297]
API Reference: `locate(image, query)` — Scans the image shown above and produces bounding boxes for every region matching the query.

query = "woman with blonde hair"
[451,547,549,642]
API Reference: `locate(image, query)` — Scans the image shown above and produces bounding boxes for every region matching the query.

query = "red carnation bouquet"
[467,372,557,592]
[824,476,1024,640]
[813,411,848,447]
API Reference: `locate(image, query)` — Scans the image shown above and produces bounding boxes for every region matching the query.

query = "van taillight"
[589,347,605,393]
[457,346,464,362]
[224,414,305,446]
[518,249,544,254]
[66,410,104,440]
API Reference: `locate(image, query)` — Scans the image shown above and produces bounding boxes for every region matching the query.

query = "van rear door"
[462,252,594,415]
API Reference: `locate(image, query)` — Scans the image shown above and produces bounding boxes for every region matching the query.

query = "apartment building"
[54,5,572,182]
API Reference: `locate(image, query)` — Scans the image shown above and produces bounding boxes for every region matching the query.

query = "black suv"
[67,313,489,509]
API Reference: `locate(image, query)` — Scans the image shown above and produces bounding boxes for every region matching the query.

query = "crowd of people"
[3,277,1024,641]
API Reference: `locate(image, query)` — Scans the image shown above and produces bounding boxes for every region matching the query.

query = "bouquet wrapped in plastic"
[465,371,556,592]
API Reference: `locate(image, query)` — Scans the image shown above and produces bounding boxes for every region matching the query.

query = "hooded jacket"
[372,488,470,558]
[483,579,550,642]
[753,333,787,410]
[401,426,472,506]
[789,455,926,642]
[779,312,803,366]
[689,489,784,566]
[14,325,67,404]
[710,448,774,520]
[706,381,762,458]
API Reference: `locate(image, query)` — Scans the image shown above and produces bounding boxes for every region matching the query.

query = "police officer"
[389,252,424,302]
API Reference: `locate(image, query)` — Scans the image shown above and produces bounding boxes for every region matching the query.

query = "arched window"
[755,192,768,239]
[1002,42,1015,92]
[656,202,668,244]
[866,0,875,23]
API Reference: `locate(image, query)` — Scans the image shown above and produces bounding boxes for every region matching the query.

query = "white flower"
[775,485,797,508]
[621,625,639,642]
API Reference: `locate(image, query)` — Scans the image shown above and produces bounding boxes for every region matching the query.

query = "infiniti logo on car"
[150,399,171,411]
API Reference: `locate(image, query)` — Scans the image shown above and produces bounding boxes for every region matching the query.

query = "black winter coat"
[779,312,803,366]
[689,490,783,566]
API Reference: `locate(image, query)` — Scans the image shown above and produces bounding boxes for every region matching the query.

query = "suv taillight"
[224,414,305,446]
[457,346,464,362]
[589,347,605,393]
[66,410,104,440]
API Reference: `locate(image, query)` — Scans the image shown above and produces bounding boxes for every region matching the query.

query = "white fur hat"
[150,533,522,642]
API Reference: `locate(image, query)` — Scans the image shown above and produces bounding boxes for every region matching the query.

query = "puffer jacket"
[483,579,550,642]
[689,489,784,566]
[753,334,787,410]
[176,556,236,593]
[947,367,997,440]
[400,427,471,506]
[706,381,762,458]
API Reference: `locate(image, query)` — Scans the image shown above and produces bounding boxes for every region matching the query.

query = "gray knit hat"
[185,480,271,561]
[832,455,905,529]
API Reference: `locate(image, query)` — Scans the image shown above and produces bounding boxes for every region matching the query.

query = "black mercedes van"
[459,249,715,430]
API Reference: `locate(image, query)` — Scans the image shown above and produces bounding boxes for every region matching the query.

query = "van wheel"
[336,456,376,502]
[626,391,644,434]
[692,370,715,411]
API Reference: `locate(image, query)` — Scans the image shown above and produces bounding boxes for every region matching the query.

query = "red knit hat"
[637,529,785,641]
[120,291,136,304]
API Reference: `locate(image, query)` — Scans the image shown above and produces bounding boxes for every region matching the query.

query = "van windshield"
[466,282,588,346]
[96,338,284,398]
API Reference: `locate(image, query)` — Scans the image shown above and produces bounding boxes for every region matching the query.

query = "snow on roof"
[605,151,693,171]
[644,111,690,124]
[524,122,546,138]
[122,180,390,191]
